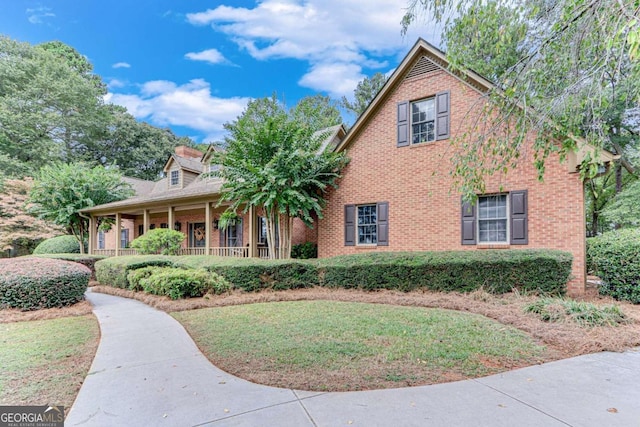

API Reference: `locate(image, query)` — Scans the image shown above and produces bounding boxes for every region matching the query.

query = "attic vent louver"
[405,56,441,79]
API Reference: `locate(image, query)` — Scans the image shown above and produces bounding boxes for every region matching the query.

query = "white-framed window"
[478,194,508,244]
[357,205,377,245]
[97,231,105,250]
[170,170,179,186]
[208,164,220,174]
[411,97,436,144]
[258,216,267,245]
[120,229,129,248]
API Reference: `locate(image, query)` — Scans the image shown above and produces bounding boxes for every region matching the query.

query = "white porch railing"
[94,247,257,258]
[258,247,269,259]
[209,247,249,257]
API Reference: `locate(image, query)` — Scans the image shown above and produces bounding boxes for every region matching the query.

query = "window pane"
[357,205,377,244]
[410,98,436,144]
[478,195,507,243]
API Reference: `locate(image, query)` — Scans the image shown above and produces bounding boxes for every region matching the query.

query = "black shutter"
[397,101,409,147]
[461,197,476,245]
[377,202,389,246]
[510,190,528,245]
[345,205,355,246]
[436,90,450,140]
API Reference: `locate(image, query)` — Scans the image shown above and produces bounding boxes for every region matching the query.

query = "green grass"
[174,301,549,391]
[524,298,629,327]
[0,316,99,409]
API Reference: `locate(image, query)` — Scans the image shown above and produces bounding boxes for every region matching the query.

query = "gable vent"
[405,56,441,80]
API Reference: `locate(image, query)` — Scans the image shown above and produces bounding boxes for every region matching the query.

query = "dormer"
[201,144,224,181]
[163,145,204,189]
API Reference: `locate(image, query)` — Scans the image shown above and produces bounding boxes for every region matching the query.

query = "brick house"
[85,39,615,294]
[316,39,616,295]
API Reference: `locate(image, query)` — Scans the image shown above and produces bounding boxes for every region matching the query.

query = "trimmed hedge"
[587,229,640,303]
[32,254,107,280]
[0,257,90,310]
[95,256,177,288]
[128,267,231,299]
[95,249,571,296]
[130,229,184,255]
[316,250,572,294]
[33,235,83,254]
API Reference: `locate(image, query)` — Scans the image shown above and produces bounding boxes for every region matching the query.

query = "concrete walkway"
[67,289,640,427]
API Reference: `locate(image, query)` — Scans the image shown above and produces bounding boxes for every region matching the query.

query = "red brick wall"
[317,69,586,295]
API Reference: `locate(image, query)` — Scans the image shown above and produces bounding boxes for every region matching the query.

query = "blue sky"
[1,1,441,142]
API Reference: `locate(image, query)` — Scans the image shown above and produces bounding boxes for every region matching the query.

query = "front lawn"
[173,300,551,391]
[0,315,99,409]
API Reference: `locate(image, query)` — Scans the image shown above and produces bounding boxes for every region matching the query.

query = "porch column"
[168,206,174,229]
[88,215,95,255]
[115,213,121,257]
[143,209,150,234]
[205,202,211,255]
[249,205,257,258]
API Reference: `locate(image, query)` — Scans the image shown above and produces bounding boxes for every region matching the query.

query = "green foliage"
[130,228,185,255]
[289,94,342,133]
[587,229,640,303]
[291,242,318,259]
[133,267,231,299]
[33,235,83,254]
[524,298,628,327]
[317,250,572,294]
[29,163,133,253]
[95,255,177,288]
[341,72,388,117]
[33,253,106,280]
[0,257,90,310]
[601,180,640,228]
[402,0,640,198]
[215,94,349,259]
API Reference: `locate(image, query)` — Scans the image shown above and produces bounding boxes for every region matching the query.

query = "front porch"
[93,246,270,258]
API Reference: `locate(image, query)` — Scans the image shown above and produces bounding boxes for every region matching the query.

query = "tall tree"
[290,94,342,133]
[29,163,133,253]
[212,95,349,259]
[341,72,388,117]
[402,0,640,197]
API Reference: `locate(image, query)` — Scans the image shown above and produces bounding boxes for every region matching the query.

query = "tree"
[290,94,342,133]
[341,72,388,117]
[402,0,640,197]
[0,178,64,256]
[601,179,640,228]
[28,163,133,253]
[212,95,349,259]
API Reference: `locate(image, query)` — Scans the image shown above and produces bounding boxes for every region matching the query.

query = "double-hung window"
[357,205,378,245]
[478,195,508,243]
[120,229,129,249]
[170,170,179,186]
[461,190,528,245]
[97,231,105,250]
[411,98,436,144]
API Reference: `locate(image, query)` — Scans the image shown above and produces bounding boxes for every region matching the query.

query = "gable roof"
[334,38,618,168]
[314,124,348,153]
[163,154,203,174]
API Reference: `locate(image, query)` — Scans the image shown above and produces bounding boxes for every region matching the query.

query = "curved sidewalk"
[67,289,640,427]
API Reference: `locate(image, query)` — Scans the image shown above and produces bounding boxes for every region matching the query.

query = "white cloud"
[185,48,228,64]
[107,78,127,89]
[26,6,55,24]
[112,62,131,69]
[186,0,431,96]
[105,79,249,141]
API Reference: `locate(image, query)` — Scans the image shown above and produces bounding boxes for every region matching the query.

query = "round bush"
[587,228,640,303]
[0,257,90,310]
[33,235,82,254]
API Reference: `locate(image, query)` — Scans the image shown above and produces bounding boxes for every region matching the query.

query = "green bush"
[126,266,158,291]
[95,255,177,288]
[137,267,231,299]
[587,229,640,303]
[292,242,318,259]
[130,229,185,255]
[317,250,572,294]
[524,297,628,327]
[0,257,90,310]
[32,254,107,281]
[33,235,83,254]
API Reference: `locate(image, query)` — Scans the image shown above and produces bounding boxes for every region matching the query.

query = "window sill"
[477,244,510,249]
[355,245,378,250]
[409,141,436,148]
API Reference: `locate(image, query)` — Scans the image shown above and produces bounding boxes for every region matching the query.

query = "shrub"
[316,250,572,295]
[0,257,90,310]
[95,255,177,288]
[138,267,231,299]
[587,229,640,303]
[32,254,107,280]
[33,235,83,254]
[292,242,318,259]
[524,298,629,327]
[130,229,185,255]
[126,266,158,291]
